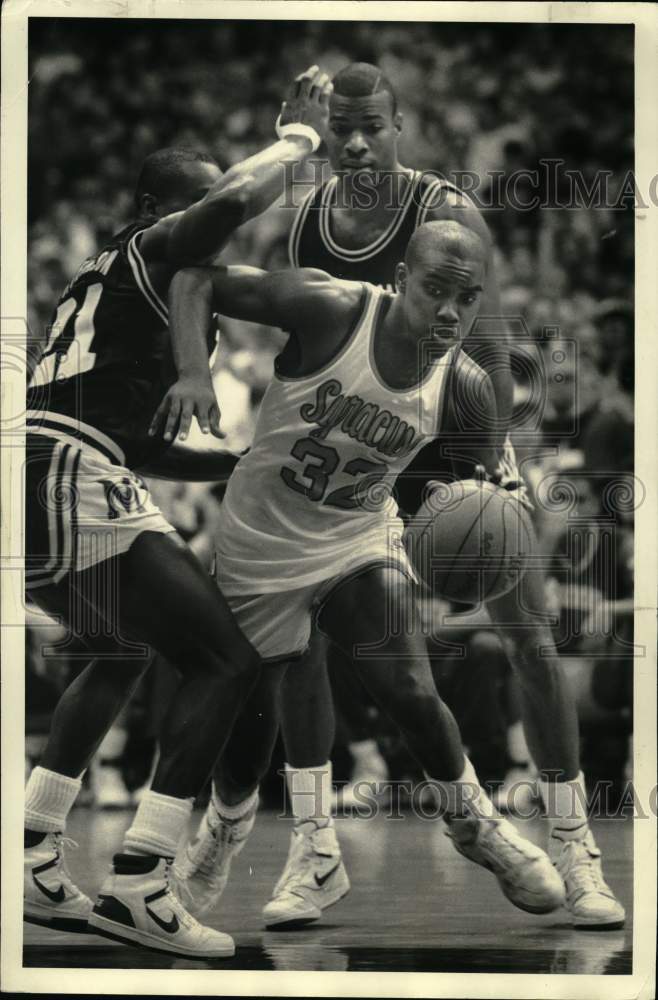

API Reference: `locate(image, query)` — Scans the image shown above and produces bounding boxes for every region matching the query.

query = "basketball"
[405,479,534,604]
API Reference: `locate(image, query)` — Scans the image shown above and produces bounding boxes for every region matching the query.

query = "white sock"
[25,766,82,833]
[211,785,259,821]
[540,771,589,837]
[123,790,193,857]
[285,761,333,826]
[430,757,497,819]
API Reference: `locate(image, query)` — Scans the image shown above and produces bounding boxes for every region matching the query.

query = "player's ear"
[393,111,403,136]
[138,192,158,218]
[395,261,407,293]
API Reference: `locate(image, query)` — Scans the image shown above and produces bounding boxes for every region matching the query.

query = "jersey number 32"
[281,436,390,512]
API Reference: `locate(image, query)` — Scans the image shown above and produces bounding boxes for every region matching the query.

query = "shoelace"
[52,834,81,891]
[556,841,608,896]
[189,807,250,878]
[275,838,317,894]
[164,861,204,929]
[191,823,223,873]
[194,820,238,881]
[483,820,543,865]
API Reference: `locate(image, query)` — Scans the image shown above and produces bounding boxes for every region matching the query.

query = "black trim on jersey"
[415,175,468,227]
[288,187,315,269]
[437,347,459,435]
[369,295,459,398]
[318,170,417,262]
[290,172,473,291]
[273,283,369,382]
[367,293,396,392]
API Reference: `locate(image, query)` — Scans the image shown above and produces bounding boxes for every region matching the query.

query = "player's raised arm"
[425,196,513,447]
[141,67,332,267]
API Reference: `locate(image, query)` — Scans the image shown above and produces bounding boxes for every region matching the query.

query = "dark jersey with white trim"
[28,223,184,468]
[289,170,459,291]
[289,170,471,514]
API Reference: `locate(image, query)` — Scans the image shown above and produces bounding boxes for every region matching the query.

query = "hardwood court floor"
[23,809,632,974]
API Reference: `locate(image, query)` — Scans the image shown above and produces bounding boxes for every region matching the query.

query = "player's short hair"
[406,220,488,272]
[134,147,219,211]
[332,62,398,115]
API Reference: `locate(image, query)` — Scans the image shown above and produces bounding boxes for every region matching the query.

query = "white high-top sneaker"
[175,794,258,917]
[87,853,235,959]
[262,820,350,929]
[445,811,565,914]
[550,825,625,929]
[24,832,93,933]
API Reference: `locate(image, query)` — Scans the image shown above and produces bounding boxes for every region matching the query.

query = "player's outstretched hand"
[279,65,332,142]
[149,376,224,442]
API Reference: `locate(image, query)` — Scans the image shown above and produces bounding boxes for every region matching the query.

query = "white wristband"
[275,114,321,153]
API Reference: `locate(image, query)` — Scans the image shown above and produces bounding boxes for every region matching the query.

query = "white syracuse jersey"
[216,283,457,594]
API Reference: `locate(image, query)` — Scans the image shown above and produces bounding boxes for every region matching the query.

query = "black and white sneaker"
[24,832,93,933]
[87,853,235,959]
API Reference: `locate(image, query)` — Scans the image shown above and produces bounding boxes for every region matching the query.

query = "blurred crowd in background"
[26,19,635,813]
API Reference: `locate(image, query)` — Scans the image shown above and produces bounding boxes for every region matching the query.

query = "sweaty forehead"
[329,92,394,121]
[418,251,485,285]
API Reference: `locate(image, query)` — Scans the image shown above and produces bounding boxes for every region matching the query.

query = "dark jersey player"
[169,63,624,933]
[23,66,333,960]
[27,219,214,473]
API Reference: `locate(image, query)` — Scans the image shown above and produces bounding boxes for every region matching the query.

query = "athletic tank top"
[289,170,464,289]
[216,284,456,592]
[289,169,479,514]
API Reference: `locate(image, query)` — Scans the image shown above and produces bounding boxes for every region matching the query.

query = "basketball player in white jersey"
[166,219,567,923]
[172,64,624,932]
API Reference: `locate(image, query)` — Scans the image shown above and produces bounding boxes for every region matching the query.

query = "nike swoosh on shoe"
[32,875,66,903]
[146,906,180,934]
[315,863,340,888]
